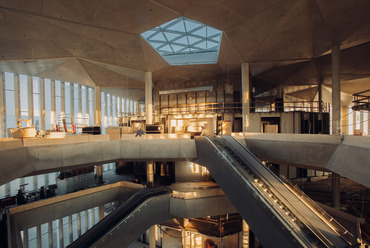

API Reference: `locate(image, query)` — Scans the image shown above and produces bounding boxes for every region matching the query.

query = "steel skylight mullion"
[182,18,191,54]
[141,16,222,65]
[159,18,183,31]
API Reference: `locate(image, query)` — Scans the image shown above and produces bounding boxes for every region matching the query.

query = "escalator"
[68,187,171,248]
[193,135,359,248]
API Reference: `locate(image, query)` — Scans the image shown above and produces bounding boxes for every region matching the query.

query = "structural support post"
[99,205,105,221]
[318,83,323,112]
[145,72,153,124]
[27,76,34,125]
[60,82,65,125]
[36,225,41,248]
[23,229,29,248]
[149,226,156,248]
[68,215,73,244]
[14,74,20,122]
[77,212,81,237]
[241,63,250,132]
[240,220,250,248]
[94,86,101,126]
[50,80,56,129]
[59,218,64,248]
[70,83,74,123]
[0,72,6,138]
[84,210,89,232]
[48,221,53,248]
[331,44,341,135]
[147,162,154,188]
[331,44,341,209]
[40,78,45,131]
[136,100,140,115]
[97,165,103,184]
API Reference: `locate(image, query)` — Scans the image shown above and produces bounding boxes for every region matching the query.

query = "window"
[141,17,222,65]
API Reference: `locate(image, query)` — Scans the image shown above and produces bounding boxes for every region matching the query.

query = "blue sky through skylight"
[141,17,222,65]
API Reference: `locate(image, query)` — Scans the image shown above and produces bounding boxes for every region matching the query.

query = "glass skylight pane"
[159,44,173,53]
[141,30,157,39]
[174,36,188,45]
[164,32,180,42]
[150,32,166,42]
[207,27,221,37]
[184,20,199,32]
[141,16,222,65]
[188,36,202,45]
[167,21,185,33]
[192,27,206,37]
[194,41,207,50]
[171,44,185,53]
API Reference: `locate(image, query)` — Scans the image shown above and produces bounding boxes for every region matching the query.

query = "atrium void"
[141,17,222,66]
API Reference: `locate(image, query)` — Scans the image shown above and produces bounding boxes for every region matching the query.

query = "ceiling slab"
[41,0,180,34]
[153,0,194,15]
[315,0,370,44]
[37,58,96,87]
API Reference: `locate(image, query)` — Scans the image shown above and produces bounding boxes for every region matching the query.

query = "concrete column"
[48,221,53,248]
[127,100,132,115]
[360,111,364,133]
[96,165,103,184]
[123,98,126,116]
[77,212,82,237]
[0,72,6,138]
[318,83,323,112]
[341,106,348,134]
[68,215,73,243]
[240,220,249,248]
[332,173,341,209]
[70,83,75,123]
[50,80,56,129]
[147,162,154,188]
[331,44,341,134]
[91,208,96,226]
[78,84,82,115]
[14,74,20,121]
[331,45,341,209]
[99,205,105,221]
[36,225,41,248]
[84,210,89,231]
[23,229,29,248]
[95,86,101,126]
[353,110,356,134]
[28,76,34,124]
[136,100,140,115]
[145,72,153,124]
[33,175,38,191]
[40,78,45,131]
[368,111,370,136]
[149,225,156,248]
[44,173,49,186]
[58,218,64,248]
[241,63,250,132]
[61,82,65,116]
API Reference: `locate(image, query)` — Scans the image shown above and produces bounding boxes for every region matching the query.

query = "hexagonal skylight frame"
[141,17,223,66]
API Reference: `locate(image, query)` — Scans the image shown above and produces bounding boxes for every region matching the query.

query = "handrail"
[67,187,170,248]
[279,176,357,244]
[213,135,358,247]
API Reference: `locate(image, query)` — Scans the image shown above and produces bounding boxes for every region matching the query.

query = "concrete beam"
[0,135,197,186]
[236,133,370,188]
[9,182,144,230]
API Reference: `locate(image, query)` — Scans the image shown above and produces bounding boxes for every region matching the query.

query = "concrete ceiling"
[0,0,369,101]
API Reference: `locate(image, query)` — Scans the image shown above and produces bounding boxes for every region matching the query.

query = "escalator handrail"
[219,135,358,246]
[68,186,170,248]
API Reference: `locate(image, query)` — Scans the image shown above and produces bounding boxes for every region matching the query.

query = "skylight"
[141,17,223,66]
